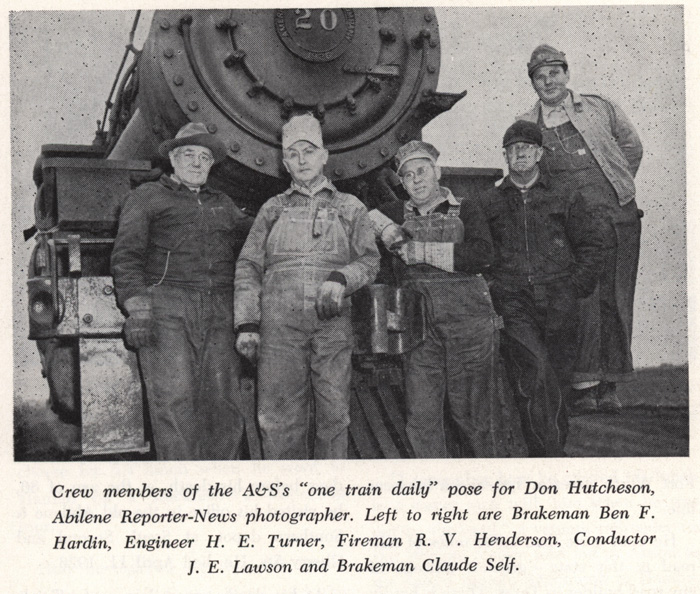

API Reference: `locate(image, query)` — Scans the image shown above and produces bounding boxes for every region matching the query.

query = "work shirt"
[479,174,604,296]
[540,93,574,128]
[112,175,253,306]
[518,90,643,205]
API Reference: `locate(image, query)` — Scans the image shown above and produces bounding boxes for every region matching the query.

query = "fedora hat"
[158,122,228,163]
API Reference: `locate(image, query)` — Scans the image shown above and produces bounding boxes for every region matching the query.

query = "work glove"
[236,332,260,364]
[380,223,412,252]
[398,241,454,272]
[398,241,425,265]
[123,295,156,349]
[424,242,454,272]
[316,281,346,321]
[368,209,411,251]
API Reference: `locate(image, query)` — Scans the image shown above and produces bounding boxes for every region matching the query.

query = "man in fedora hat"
[519,45,644,414]
[234,114,380,459]
[112,122,253,460]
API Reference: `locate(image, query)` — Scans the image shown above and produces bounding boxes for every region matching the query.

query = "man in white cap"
[519,45,643,414]
[234,113,380,459]
[371,140,524,458]
[112,122,253,460]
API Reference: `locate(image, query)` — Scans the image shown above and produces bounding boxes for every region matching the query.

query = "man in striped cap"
[519,44,644,414]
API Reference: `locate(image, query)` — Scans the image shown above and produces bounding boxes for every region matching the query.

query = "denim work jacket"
[518,90,643,206]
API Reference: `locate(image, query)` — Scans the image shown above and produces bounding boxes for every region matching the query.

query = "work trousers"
[573,198,641,383]
[258,270,353,460]
[403,276,521,458]
[138,285,245,460]
[491,280,575,457]
[541,120,641,383]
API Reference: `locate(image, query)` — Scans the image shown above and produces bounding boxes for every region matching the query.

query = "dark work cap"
[527,44,568,77]
[503,120,543,148]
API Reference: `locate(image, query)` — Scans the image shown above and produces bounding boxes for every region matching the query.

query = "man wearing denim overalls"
[373,141,523,458]
[518,45,644,414]
[234,114,380,459]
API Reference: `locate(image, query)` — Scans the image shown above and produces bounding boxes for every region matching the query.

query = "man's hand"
[316,281,345,320]
[124,314,156,349]
[123,295,156,349]
[236,332,260,363]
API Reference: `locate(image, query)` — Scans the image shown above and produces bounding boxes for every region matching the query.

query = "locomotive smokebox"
[107,8,464,202]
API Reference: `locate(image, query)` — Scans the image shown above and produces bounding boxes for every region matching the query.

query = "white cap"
[282,114,324,150]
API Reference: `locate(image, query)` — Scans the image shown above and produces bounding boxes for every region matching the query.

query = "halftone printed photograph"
[11,6,687,462]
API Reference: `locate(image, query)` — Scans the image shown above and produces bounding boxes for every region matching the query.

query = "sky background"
[10,7,686,406]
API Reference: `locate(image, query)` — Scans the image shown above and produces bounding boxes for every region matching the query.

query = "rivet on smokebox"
[427,65,436,74]
[229,142,241,153]
[160,19,170,30]
[163,48,174,59]
[334,168,344,177]
[380,148,389,157]
[173,75,184,86]
[83,314,93,324]
[424,13,433,22]
[255,157,265,166]
[207,124,218,134]
[358,161,367,169]
[187,100,199,112]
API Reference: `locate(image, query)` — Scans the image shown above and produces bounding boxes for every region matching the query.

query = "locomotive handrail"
[104,59,140,154]
[97,11,143,142]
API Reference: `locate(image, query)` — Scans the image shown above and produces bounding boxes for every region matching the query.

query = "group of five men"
[111,45,642,460]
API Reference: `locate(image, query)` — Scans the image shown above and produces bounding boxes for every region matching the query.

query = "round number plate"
[275,8,356,63]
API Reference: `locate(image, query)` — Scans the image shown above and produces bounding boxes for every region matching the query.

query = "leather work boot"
[569,385,599,416]
[597,381,622,414]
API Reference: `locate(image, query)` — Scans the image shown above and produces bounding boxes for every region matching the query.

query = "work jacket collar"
[499,171,551,208]
[160,174,215,195]
[540,90,574,118]
[538,88,584,117]
[285,175,336,198]
[407,186,459,215]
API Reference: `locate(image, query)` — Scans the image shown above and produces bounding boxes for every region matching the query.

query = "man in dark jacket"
[481,120,605,457]
[111,123,253,460]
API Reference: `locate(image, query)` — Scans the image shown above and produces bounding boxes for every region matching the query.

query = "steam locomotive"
[26,9,501,458]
